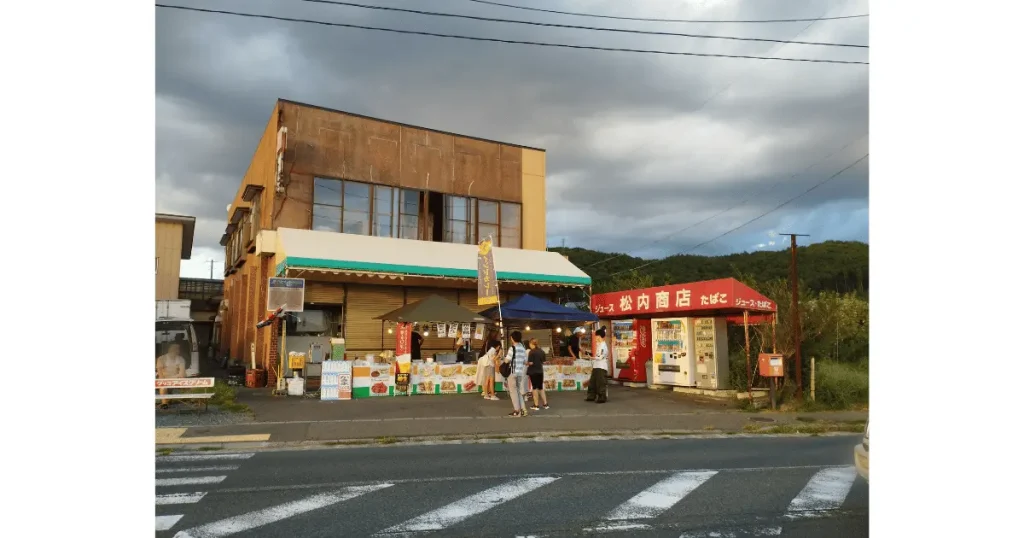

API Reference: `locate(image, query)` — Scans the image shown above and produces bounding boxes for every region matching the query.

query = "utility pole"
[208,259,216,280]
[780,233,809,399]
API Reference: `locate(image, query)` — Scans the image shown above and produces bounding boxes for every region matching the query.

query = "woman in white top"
[586,327,610,403]
[476,341,500,400]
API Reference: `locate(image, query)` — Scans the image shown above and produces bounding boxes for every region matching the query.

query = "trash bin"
[646,360,654,389]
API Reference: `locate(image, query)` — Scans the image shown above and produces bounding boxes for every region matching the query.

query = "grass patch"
[323,440,372,447]
[814,360,869,410]
[744,421,865,435]
[197,446,223,451]
[188,380,251,414]
[376,436,399,445]
[156,448,174,456]
[703,425,717,431]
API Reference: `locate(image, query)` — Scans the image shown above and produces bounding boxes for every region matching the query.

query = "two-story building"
[156,213,196,300]
[219,99,590,382]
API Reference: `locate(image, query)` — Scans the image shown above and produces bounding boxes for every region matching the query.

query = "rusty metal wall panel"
[401,127,454,192]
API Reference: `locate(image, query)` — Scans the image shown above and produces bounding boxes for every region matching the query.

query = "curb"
[155,429,861,454]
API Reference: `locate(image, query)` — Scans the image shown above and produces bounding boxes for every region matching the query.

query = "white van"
[156,300,200,377]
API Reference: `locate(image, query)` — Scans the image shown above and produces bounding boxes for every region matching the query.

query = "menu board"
[320,360,352,401]
[437,363,461,394]
[368,363,393,397]
[461,363,480,393]
[413,362,438,394]
[612,320,635,369]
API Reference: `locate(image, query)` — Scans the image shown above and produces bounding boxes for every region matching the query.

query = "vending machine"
[612,319,652,383]
[693,317,730,390]
[651,318,696,387]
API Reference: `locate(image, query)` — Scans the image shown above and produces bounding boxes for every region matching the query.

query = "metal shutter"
[306,282,346,305]
[344,284,404,353]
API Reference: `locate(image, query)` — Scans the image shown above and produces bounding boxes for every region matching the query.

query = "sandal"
[508,411,521,417]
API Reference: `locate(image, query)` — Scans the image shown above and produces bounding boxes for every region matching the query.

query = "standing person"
[477,340,500,401]
[156,343,187,408]
[411,328,424,362]
[568,327,583,361]
[586,327,610,403]
[526,339,549,411]
[500,331,529,417]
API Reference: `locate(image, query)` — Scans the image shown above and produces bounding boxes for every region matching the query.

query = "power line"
[300,1,867,48]
[606,153,869,278]
[583,4,854,271]
[465,0,870,24]
[584,132,867,270]
[154,5,868,65]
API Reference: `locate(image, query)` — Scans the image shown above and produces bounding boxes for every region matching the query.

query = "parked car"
[854,421,869,482]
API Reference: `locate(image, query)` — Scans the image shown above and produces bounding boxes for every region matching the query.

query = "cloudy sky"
[156,0,869,279]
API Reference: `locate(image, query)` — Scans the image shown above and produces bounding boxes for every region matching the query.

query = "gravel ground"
[155,406,255,428]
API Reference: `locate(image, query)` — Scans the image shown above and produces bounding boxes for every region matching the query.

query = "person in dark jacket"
[526,338,549,410]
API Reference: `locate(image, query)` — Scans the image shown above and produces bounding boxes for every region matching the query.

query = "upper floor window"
[441,196,522,248]
[313,177,420,240]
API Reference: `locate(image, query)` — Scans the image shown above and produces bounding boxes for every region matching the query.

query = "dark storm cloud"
[156,0,869,271]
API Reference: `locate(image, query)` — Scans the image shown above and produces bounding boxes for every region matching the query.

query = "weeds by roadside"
[188,380,251,414]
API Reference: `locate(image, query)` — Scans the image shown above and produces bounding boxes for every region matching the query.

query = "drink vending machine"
[651,318,696,387]
[612,319,652,383]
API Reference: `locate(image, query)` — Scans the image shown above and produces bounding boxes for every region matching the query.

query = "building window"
[342,181,371,235]
[399,190,420,240]
[312,177,343,232]
[500,202,522,248]
[477,200,499,244]
[445,195,473,244]
[374,186,395,238]
[313,178,420,239]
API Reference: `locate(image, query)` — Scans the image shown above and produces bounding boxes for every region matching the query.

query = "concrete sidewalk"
[159,385,868,447]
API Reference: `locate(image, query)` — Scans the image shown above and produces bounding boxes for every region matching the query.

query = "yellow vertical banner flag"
[477,238,499,305]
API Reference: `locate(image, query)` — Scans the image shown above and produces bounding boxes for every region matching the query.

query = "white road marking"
[158,453,254,463]
[157,466,240,474]
[172,483,393,538]
[156,492,207,505]
[156,476,226,487]
[589,471,717,532]
[786,465,858,519]
[678,526,782,537]
[156,515,184,531]
[210,465,844,495]
[377,476,559,534]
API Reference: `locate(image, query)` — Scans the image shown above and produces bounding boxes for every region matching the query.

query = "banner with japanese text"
[395,322,412,359]
[477,238,499,305]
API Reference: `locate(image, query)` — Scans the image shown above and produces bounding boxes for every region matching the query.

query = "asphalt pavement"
[155,436,868,537]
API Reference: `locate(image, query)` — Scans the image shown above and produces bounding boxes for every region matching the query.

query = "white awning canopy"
[273,228,591,287]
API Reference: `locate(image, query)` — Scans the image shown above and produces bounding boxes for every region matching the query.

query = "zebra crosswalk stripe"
[157,492,207,505]
[377,476,559,535]
[156,476,226,487]
[590,471,717,532]
[157,515,184,531]
[786,466,857,519]
[158,453,254,463]
[172,483,394,538]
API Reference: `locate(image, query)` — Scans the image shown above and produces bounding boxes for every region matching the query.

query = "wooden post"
[810,356,816,402]
[744,310,752,405]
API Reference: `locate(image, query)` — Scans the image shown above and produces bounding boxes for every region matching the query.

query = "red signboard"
[591,278,776,318]
[395,322,412,357]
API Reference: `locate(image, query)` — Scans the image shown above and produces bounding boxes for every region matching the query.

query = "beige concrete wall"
[155,221,183,300]
[521,148,547,251]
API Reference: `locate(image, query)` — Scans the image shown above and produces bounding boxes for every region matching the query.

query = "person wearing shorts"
[477,341,499,401]
[526,338,548,410]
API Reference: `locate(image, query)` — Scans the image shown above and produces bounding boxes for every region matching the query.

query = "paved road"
[155,436,867,537]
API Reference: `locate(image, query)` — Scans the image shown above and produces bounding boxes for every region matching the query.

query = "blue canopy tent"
[479,294,599,327]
